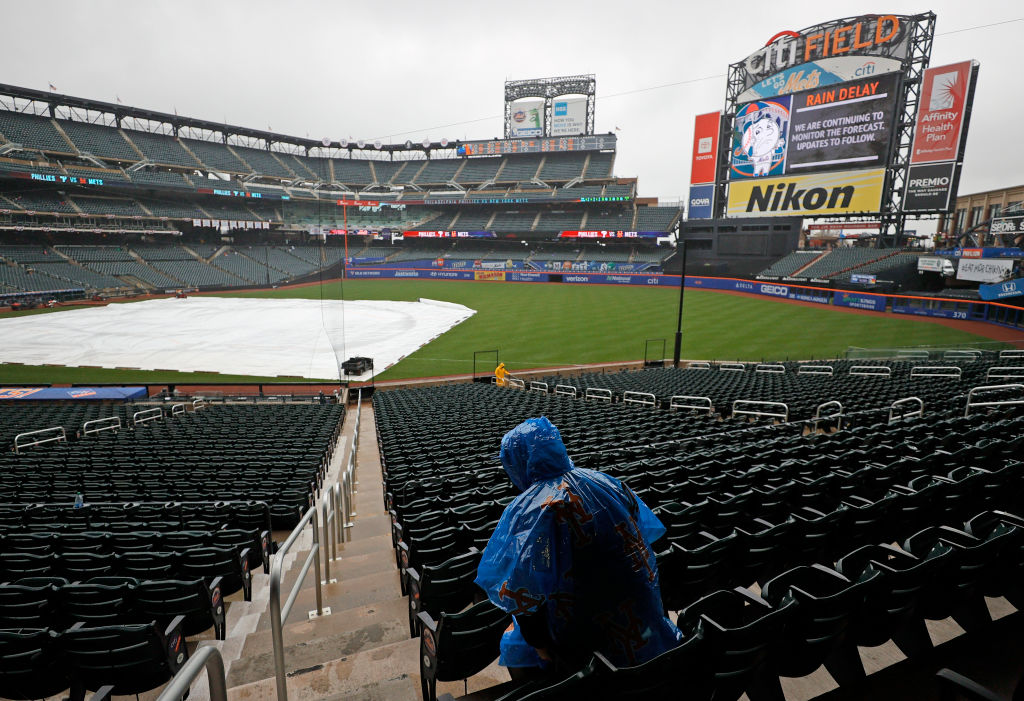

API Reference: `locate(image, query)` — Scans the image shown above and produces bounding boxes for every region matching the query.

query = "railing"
[687,362,711,370]
[155,645,227,701]
[585,387,613,402]
[269,505,326,701]
[897,350,931,360]
[529,381,549,393]
[171,403,187,416]
[813,400,843,431]
[943,349,981,361]
[193,398,206,410]
[720,362,746,372]
[755,364,786,374]
[986,366,1024,382]
[909,366,962,379]
[850,365,891,377]
[623,391,656,407]
[999,349,1024,359]
[82,416,121,436]
[798,365,834,376]
[964,384,1024,417]
[14,426,66,454]
[732,400,789,422]
[669,395,714,415]
[132,407,163,426]
[889,397,924,423]
[554,384,578,398]
[508,377,526,390]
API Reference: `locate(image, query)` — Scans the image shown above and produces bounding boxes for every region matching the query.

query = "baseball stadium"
[1,7,1023,701]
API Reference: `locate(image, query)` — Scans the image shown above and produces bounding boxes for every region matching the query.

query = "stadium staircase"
[49,120,81,155]
[210,399,433,700]
[791,251,829,278]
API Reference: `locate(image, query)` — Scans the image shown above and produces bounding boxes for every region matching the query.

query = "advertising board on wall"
[550,96,588,136]
[726,168,885,217]
[688,184,716,220]
[508,98,544,137]
[910,61,975,164]
[956,258,1016,283]
[903,161,957,211]
[690,111,721,184]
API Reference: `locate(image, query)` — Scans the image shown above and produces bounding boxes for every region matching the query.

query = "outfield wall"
[344,267,1024,332]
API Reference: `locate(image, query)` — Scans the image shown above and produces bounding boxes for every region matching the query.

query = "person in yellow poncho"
[495,362,510,386]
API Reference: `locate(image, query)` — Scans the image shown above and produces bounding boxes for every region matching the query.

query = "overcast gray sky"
[1,0,1020,204]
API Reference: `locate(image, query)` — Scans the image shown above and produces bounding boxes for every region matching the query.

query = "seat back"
[418,600,510,701]
[0,628,70,700]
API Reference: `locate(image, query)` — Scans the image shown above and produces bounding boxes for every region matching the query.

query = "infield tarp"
[0,297,475,381]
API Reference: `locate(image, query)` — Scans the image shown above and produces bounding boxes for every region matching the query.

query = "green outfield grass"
[0,279,1003,385]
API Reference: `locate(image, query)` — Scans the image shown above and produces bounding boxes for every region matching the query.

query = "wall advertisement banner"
[833,291,886,311]
[509,98,544,137]
[891,302,970,319]
[688,184,716,219]
[956,258,1015,283]
[903,161,957,211]
[474,270,506,282]
[910,61,975,164]
[726,168,885,217]
[550,97,588,136]
[690,112,721,184]
[979,277,1024,301]
[739,56,904,101]
[991,215,1024,236]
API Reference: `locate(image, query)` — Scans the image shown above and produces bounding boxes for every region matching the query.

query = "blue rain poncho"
[475,416,682,669]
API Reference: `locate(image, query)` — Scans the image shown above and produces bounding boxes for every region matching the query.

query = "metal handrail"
[813,400,843,430]
[910,365,962,379]
[999,349,1024,359]
[720,362,746,372]
[171,403,187,416]
[987,366,1024,382]
[687,362,712,370]
[732,400,789,422]
[529,381,549,393]
[270,505,325,701]
[755,364,786,374]
[192,398,207,409]
[943,350,981,361]
[964,384,1024,417]
[889,397,924,423]
[850,365,891,376]
[13,426,66,454]
[82,417,121,436]
[669,395,714,415]
[585,387,613,402]
[508,377,526,389]
[798,365,834,376]
[132,407,163,426]
[155,645,227,701]
[554,384,578,398]
[897,350,931,360]
[623,391,656,407]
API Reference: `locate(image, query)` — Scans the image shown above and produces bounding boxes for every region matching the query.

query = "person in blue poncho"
[475,416,681,674]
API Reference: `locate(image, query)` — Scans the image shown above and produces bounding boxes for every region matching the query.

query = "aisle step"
[228,598,410,687]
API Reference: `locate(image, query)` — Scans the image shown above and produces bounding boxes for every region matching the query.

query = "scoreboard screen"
[459,134,615,156]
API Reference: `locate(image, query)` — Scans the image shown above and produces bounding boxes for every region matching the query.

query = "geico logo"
[690,197,711,206]
[909,177,949,187]
[747,182,854,212]
[760,285,789,296]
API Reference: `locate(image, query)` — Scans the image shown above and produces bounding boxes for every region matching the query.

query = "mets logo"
[513,110,527,123]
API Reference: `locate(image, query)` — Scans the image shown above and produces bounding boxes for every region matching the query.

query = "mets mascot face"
[745,112,782,159]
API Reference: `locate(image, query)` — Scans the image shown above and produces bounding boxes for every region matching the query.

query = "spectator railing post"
[270,506,327,701]
[155,645,227,701]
